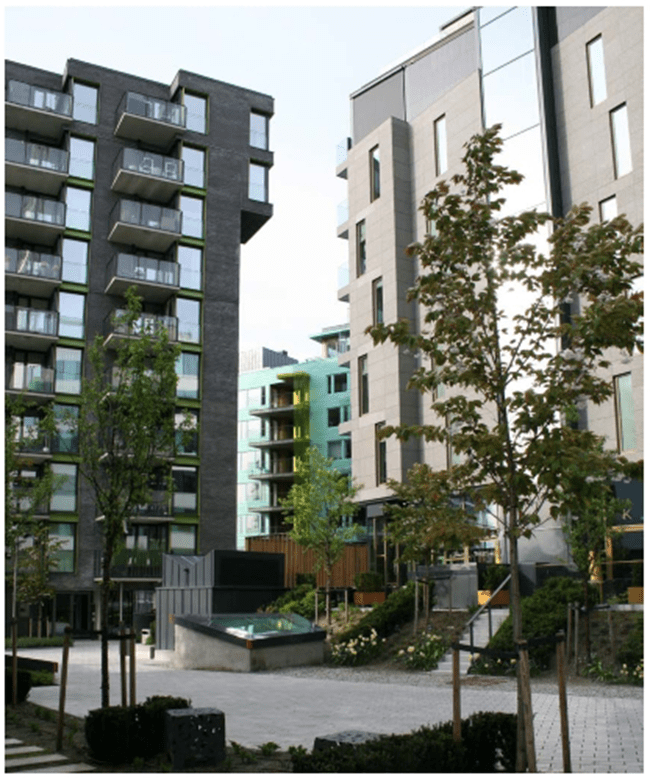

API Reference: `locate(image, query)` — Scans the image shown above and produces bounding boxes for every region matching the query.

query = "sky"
[4,1,464,360]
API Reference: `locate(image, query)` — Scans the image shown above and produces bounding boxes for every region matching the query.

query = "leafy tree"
[16,520,61,638]
[280,445,361,625]
[73,287,182,708]
[368,126,642,765]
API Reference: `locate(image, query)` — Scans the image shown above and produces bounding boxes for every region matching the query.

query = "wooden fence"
[245,534,369,589]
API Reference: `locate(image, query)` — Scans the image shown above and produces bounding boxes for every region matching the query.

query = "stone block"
[165,707,226,771]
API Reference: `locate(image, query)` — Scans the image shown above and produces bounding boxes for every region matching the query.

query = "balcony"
[14,434,52,462]
[5,138,69,196]
[5,247,62,297]
[5,192,66,245]
[105,252,180,301]
[5,80,72,139]
[6,365,55,401]
[337,261,350,302]
[94,549,163,580]
[103,308,178,349]
[111,147,184,202]
[108,199,182,252]
[249,461,295,481]
[114,91,186,150]
[336,199,349,239]
[249,424,295,449]
[336,136,351,179]
[5,305,58,350]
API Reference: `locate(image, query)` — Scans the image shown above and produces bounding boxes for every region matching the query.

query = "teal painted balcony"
[5,191,65,245]
[5,305,58,350]
[105,252,180,302]
[115,91,186,150]
[6,80,72,139]
[108,199,182,252]
[5,138,69,195]
[111,147,184,202]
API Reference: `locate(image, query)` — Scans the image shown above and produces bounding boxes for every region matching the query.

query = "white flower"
[408,646,415,653]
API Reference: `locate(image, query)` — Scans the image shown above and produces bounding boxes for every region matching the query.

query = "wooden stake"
[452,646,461,742]
[129,630,136,707]
[120,623,127,707]
[344,588,349,624]
[56,627,72,752]
[566,604,572,667]
[556,632,571,773]
[517,641,537,772]
[413,574,419,636]
[314,589,319,623]
[608,610,616,660]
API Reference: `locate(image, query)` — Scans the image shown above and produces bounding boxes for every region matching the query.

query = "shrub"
[617,614,643,669]
[336,582,416,645]
[354,571,384,592]
[4,636,70,649]
[330,628,385,666]
[29,670,54,687]
[397,628,449,671]
[481,563,510,591]
[5,669,32,704]
[260,584,325,621]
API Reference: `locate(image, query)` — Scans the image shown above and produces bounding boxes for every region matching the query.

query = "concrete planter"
[354,591,386,606]
[628,587,643,604]
[478,589,510,607]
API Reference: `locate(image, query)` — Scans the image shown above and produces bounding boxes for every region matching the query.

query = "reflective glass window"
[328,373,348,393]
[65,187,91,231]
[479,7,534,75]
[177,298,201,343]
[479,6,513,26]
[614,373,636,451]
[58,291,85,339]
[495,125,547,216]
[176,352,199,399]
[184,93,207,133]
[175,410,198,455]
[587,36,607,107]
[72,82,98,124]
[182,146,205,188]
[50,464,77,512]
[482,52,539,139]
[376,423,387,484]
[250,112,269,149]
[356,220,366,276]
[179,195,203,238]
[373,277,384,325]
[370,146,380,201]
[177,245,202,290]
[55,347,82,394]
[49,522,75,572]
[68,137,95,179]
[434,115,448,175]
[53,404,79,454]
[61,238,88,283]
[599,196,617,222]
[249,163,268,202]
[610,104,632,178]
[359,355,369,415]
[172,466,198,514]
[170,524,196,553]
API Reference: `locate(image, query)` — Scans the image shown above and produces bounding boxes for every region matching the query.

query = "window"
[614,373,636,451]
[587,36,607,107]
[249,163,268,202]
[434,115,448,175]
[176,298,200,343]
[250,112,269,150]
[328,373,348,393]
[65,187,92,232]
[58,292,85,339]
[328,438,351,460]
[176,352,199,399]
[72,82,98,124]
[184,93,207,133]
[68,137,95,179]
[372,277,384,325]
[49,522,75,572]
[447,417,463,468]
[175,410,198,455]
[170,524,196,554]
[376,423,387,484]
[50,464,77,512]
[610,104,632,178]
[359,355,369,415]
[55,347,82,394]
[53,404,79,453]
[369,145,380,201]
[356,220,367,276]
[179,195,203,238]
[328,406,350,427]
[61,238,88,283]
[172,466,198,514]
[599,196,617,222]
[177,245,202,290]
[182,146,206,188]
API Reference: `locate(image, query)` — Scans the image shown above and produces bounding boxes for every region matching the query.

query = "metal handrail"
[466,573,511,649]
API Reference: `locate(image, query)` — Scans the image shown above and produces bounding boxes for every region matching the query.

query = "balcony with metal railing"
[6,80,72,139]
[14,432,52,461]
[103,308,178,348]
[5,137,69,195]
[5,305,58,350]
[111,147,184,202]
[5,191,66,245]
[6,364,55,400]
[105,252,180,301]
[94,548,163,580]
[115,91,187,150]
[5,247,62,297]
[108,199,182,252]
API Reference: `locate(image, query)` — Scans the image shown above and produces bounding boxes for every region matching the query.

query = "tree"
[280,446,361,625]
[73,287,182,708]
[368,125,642,766]
[15,520,61,638]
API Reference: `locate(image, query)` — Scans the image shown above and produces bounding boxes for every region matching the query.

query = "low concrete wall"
[172,623,324,672]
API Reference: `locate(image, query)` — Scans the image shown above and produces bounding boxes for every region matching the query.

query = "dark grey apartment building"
[336,7,643,569]
[5,59,274,634]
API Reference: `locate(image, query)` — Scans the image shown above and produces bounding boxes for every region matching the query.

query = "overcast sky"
[5,2,465,360]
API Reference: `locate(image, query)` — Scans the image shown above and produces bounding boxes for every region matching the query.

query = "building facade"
[5,59,274,634]
[335,7,643,566]
[237,325,352,549]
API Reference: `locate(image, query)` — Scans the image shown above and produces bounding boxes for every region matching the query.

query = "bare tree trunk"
[12,540,19,706]
[326,567,332,627]
[100,545,113,709]
[583,580,591,661]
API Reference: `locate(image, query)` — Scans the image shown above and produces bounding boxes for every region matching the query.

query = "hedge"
[334,582,417,645]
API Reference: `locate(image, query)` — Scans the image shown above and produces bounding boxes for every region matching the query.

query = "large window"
[65,187,92,232]
[170,524,196,554]
[58,291,85,339]
[172,466,198,514]
[72,82,98,124]
[53,404,79,453]
[249,163,268,202]
[61,238,88,284]
[49,522,76,572]
[376,423,387,485]
[587,35,607,107]
[327,438,352,460]
[175,410,198,455]
[434,115,448,175]
[50,464,77,512]
[176,298,201,343]
[182,146,206,188]
[356,220,367,276]
[358,355,369,415]
[327,373,348,394]
[176,352,199,399]
[184,93,207,133]
[328,406,350,427]
[250,113,269,150]
[179,195,204,238]
[177,245,202,290]
[55,347,82,394]
[614,373,636,452]
[610,104,632,178]
[68,137,95,180]
[599,195,617,222]
[372,277,384,325]
[369,146,380,201]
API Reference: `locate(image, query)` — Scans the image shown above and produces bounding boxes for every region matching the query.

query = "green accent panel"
[59,283,89,294]
[178,237,205,249]
[66,178,94,190]
[63,229,91,240]
[56,337,85,348]
[291,372,311,475]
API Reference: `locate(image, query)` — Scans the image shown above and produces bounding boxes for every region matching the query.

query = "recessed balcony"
[105,252,180,302]
[103,308,178,349]
[249,462,295,481]
[114,91,186,150]
[5,247,62,297]
[6,365,55,401]
[94,549,163,581]
[5,80,72,139]
[5,138,69,196]
[14,433,53,462]
[111,147,184,202]
[249,425,295,449]
[5,192,66,246]
[336,200,349,240]
[5,305,58,350]
[108,199,182,252]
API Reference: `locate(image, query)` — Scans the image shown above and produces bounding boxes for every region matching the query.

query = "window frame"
[375,422,387,485]
[248,162,269,202]
[356,220,367,276]
[358,355,369,415]
[613,372,636,452]
[610,104,632,179]
[369,145,380,201]
[434,114,448,176]
[586,35,607,107]
[372,276,384,325]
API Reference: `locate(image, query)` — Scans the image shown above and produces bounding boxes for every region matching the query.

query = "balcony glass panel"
[110,309,178,340]
[6,305,58,336]
[112,199,182,233]
[337,261,349,289]
[336,137,352,166]
[8,364,55,394]
[7,80,72,117]
[5,248,62,280]
[5,138,69,173]
[113,252,180,287]
[117,147,183,182]
[121,91,186,128]
[5,191,65,225]
[337,199,349,226]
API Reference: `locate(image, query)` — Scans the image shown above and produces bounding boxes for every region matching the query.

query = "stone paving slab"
[29,763,96,773]
[5,753,69,770]
[6,745,44,755]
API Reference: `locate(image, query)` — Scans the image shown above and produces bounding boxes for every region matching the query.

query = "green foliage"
[335,582,416,645]
[330,628,385,666]
[481,563,510,591]
[5,669,32,704]
[354,571,384,592]
[617,614,643,669]
[28,670,54,687]
[582,658,618,682]
[396,628,449,671]
[259,741,280,756]
[230,741,258,764]
[291,712,517,773]
[29,721,41,734]
[261,584,326,621]
[4,635,70,649]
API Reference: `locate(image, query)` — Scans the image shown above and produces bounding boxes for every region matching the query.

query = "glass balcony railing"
[6,305,58,336]
[337,335,350,353]
[106,309,178,341]
[109,252,180,288]
[336,137,352,166]
[94,549,163,579]
[6,80,73,118]
[110,199,182,234]
[5,247,61,281]
[337,261,349,289]
[7,365,55,394]
[114,147,183,183]
[16,433,52,455]
[5,192,65,225]
[337,199,349,226]
[118,91,186,129]
[5,138,69,173]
